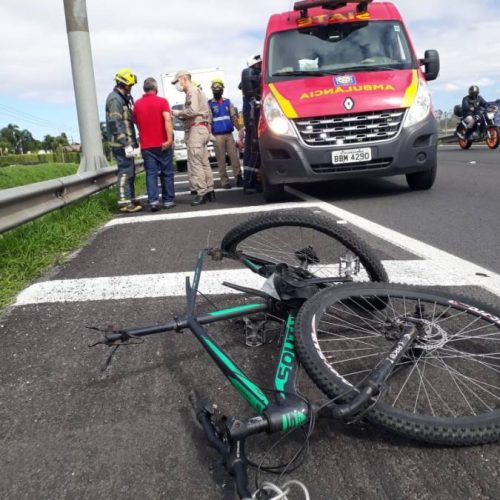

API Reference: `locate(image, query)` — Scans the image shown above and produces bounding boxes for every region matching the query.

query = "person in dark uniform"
[240,55,262,192]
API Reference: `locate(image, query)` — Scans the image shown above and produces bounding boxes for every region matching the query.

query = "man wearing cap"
[105,68,142,212]
[208,78,243,189]
[171,70,214,206]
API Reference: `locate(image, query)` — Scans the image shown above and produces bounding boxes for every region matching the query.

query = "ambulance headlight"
[403,80,432,128]
[263,93,296,137]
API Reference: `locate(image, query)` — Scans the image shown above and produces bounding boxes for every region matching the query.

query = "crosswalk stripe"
[14,189,500,306]
[105,201,319,227]
[14,260,492,305]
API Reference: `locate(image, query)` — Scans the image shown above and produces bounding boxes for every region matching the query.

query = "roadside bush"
[0,153,80,168]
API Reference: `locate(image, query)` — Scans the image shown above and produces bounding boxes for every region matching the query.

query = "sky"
[1,0,500,142]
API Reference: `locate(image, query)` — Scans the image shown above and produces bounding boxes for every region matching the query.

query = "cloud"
[0,0,288,109]
[1,0,500,133]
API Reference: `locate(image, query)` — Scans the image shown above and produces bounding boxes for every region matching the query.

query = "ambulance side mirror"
[420,50,440,82]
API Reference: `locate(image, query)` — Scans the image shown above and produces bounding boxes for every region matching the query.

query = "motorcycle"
[454,104,500,150]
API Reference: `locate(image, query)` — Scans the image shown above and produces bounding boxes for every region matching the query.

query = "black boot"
[236,175,243,187]
[204,191,216,202]
[191,195,206,206]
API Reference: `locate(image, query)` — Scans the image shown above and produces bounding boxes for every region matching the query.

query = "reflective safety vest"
[208,98,234,135]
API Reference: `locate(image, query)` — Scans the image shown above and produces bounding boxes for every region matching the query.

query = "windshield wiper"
[272,67,402,78]
[337,65,400,72]
[272,70,333,77]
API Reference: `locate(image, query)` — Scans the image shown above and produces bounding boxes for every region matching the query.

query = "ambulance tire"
[406,162,437,191]
[262,172,288,203]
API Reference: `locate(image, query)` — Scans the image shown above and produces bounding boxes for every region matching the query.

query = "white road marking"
[105,201,319,227]
[15,260,476,305]
[287,187,500,297]
[13,189,500,305]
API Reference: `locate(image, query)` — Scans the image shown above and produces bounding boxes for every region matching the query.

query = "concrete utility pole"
[64,0,108,172]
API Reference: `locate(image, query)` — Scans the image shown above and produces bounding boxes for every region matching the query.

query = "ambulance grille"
[293,109,406,146]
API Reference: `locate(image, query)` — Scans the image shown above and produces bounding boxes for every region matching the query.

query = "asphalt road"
[1,146,500,500]
[296,145,500,274]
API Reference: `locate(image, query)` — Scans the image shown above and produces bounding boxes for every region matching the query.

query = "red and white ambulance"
[259,0,440,201]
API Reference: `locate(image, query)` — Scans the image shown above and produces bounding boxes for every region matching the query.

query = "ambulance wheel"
[406,163,437,191]
[262,173,288,203]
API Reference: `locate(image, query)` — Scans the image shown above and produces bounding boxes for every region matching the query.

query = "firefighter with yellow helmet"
[105,68,142,212]
[208,78,243,189]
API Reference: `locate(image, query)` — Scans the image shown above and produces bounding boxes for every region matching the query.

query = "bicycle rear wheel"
[295,283,500,445]
[220,210,387,283]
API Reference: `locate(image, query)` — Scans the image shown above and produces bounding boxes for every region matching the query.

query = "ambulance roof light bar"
[293,0,373,18]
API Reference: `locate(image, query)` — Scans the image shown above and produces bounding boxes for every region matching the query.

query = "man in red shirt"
[133,77,175,211]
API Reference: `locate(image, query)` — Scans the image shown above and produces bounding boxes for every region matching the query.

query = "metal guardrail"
[438,134,456,144]
[0,161,143,234]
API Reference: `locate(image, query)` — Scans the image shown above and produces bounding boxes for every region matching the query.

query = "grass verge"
[0,173,145,311]
[0,163,80,190]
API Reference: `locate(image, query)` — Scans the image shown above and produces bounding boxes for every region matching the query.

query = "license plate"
[332,148,372,164]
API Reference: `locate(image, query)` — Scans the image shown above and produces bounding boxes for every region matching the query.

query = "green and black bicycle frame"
[184,250,312,433]
[183,251,314,499]
[92,249,419,498]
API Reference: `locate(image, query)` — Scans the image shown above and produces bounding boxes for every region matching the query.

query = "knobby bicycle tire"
[220,210,388,283]
[295,282,500,445]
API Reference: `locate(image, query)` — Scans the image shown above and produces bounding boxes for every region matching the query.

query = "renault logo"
[344,97,355,110]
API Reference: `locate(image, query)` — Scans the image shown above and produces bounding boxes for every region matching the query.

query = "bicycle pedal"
[243,317,266,347]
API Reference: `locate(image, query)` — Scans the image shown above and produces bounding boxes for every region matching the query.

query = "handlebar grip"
[188,390,203,415]
[188,390,212,419]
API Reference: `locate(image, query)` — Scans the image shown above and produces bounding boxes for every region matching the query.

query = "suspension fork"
[330,324,418,419]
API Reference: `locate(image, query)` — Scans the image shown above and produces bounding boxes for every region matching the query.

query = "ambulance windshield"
[267,21,415,80]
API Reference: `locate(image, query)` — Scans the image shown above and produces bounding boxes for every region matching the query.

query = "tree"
[19,129,39,153]
[0,123,22,153]
[0,140,10,155]
[42,134,56,152]
[0,124,70,155]
[57,132,69,147]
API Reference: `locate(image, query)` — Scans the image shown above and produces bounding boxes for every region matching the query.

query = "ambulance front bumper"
[259,113,438,185]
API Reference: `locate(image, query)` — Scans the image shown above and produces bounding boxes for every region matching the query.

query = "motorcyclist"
[458,85,488,139]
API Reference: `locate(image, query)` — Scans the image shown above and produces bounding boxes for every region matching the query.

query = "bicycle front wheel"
[220,210,387,283]
[295,283,500,445]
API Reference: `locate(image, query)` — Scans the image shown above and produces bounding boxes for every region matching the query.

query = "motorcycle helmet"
[115,68,137,86]
[468,85,479,98]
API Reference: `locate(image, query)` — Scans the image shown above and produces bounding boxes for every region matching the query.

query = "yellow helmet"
[115,68,137,86]
[211,78,224,89]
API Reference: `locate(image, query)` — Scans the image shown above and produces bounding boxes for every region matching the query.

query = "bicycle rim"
[295,283,500,445]
[220,210,387,283]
